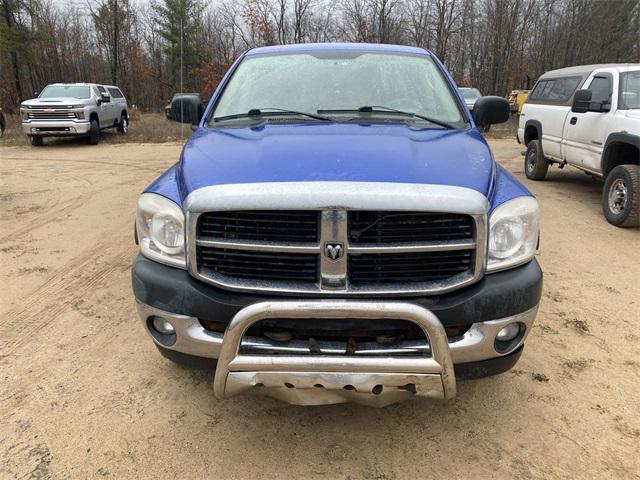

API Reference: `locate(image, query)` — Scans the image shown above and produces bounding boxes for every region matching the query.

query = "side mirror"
[34,91,40,97]
[96,98,102,106]
[572,89,592,113]
[169,94,203,126]
[472,96,510,130]
[571,89,610,113]
[101,92,111,103]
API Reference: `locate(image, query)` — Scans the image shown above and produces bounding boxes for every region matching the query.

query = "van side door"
[562,70,616,172]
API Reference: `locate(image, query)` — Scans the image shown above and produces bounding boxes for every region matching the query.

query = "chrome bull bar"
[213,301,456,406]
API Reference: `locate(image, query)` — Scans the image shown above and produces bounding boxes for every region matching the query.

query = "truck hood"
[178,123,495,199]
[21,97,90,106]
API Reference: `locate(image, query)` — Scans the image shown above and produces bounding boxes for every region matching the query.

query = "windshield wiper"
[213,108,333,123]
[317,106,457,129]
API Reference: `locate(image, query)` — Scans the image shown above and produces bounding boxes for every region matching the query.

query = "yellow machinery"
[507,90,529,114]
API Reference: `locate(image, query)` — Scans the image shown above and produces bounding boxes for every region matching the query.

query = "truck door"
[562,71,615,171]
[96,85,115,127]
[93,86,108,127]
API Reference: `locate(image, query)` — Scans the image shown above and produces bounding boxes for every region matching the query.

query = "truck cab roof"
[246,42,432,57]
[540,64,640,80]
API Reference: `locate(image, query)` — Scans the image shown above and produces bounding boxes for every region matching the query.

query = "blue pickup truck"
[132,43,542,407]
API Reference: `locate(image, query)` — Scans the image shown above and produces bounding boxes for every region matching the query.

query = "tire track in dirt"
[0,241,137,356]
[0,175,147,244]
[0,191,95,245]
[0,168,94,225]
[0,156,168,173]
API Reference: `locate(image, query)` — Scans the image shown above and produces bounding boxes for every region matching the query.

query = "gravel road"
[1,139,638,479]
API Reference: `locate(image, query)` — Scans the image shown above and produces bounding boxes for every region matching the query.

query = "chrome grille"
[26,109,76,120]
[191,208,485,296]
[198,211,319,242]
[349,211,473,243]
[197,247,318,283]
[349,250,473,284]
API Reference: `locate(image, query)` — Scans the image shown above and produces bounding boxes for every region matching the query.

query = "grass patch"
[0,112,191,147]
[563,358,593,372]
[530,372,550,382]
[565,318,590,333]
[541,325,559,334]
[484,115,518,139]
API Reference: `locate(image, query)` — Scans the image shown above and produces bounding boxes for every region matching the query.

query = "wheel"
[87,118,100,145]
[117,114,128,134]
[524,139,549,180]
[30,135,43,146]
[602,165,639,227]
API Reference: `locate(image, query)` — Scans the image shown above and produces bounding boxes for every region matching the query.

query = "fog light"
[496,323,520,342]
[152,316,175,335]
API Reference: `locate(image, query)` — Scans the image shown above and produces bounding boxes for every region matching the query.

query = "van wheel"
[87,119,100,145]
[117,114,128,134]
[602,165,639,227]
[30,136,43,147]
[524,140,548,180]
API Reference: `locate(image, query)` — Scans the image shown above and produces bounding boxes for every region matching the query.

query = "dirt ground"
[0,138,638,479]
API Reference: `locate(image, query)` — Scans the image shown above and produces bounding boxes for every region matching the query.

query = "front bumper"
[133,255,542,405]
[214,301,457,406]
[22,120,91,136]
[136,300,537,366]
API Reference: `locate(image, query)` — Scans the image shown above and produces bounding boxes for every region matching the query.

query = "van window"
[587,75,613,105]
[530,80,553,101]
[619,71,640,109]
[530,77,581,103]
[108,87,124,98]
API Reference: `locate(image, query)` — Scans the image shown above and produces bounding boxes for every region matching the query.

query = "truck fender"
[523,120,542,145]
[602,132,640,176]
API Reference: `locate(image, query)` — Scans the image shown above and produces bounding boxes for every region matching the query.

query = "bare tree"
[1,0,639,109]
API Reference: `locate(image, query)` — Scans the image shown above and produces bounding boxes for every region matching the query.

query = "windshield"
[619,71,640,109]
[212,51,466,127]
[460,88,481,100]
[40,85,91,99]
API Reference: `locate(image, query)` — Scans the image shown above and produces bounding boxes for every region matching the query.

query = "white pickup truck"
[21,83,129,146]
[518,64,639,227]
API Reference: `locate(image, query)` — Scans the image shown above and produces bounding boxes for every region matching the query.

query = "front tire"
[602,165,639,227]
[30,135,43,147]
[524,139,549,180]
[117,114,128,134]
[87,118,100,145]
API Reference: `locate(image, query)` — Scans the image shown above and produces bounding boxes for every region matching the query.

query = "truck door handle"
[570,117,577,125]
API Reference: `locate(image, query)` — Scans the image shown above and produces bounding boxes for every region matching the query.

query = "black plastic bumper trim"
[454,345,523,379]
[132,254,542,328]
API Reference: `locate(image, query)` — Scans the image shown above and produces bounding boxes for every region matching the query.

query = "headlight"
[487,196,539,272]
[136,193,186,268]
